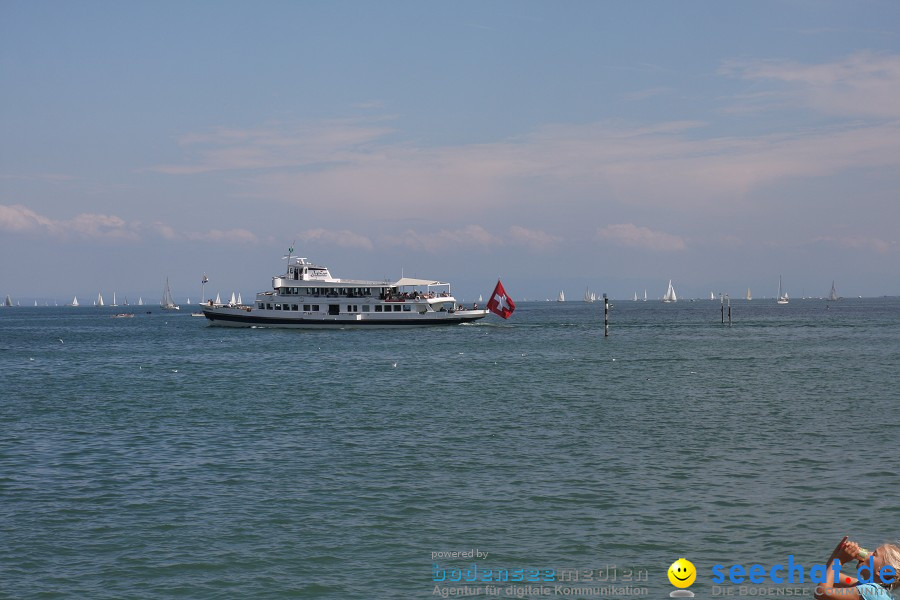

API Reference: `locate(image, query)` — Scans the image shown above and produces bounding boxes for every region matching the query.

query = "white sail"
[215,292,221,304]
[643,289,647,302]
[633,292,638,301]
[111,292,117,307]
[746,288,752,301]
[710,292,715,300]
[829,281,838,301]
[230,292,237,305]
[3,295,11,307]
[161,277,179,310]
[186,298,191,305]
[557,290,565,302]
[71,296,79,307]
[237,292,242,305]
[138,297,143,306]
[662,280,677,303]
[478,294,483,303]
[584,287,595,303]
[776,276,789,304]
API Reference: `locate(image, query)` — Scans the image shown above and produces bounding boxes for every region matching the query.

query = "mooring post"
[727,294,732,326]
[603,293,609,337]
[720,293,725,324]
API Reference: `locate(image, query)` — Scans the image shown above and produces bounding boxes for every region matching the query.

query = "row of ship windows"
[258,303,412,312]
[278,287,378,297]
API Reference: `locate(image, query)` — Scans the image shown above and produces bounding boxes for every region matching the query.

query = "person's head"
[870,543,900,589]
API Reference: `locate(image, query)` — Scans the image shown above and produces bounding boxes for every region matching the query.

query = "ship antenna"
[282,240,296,263]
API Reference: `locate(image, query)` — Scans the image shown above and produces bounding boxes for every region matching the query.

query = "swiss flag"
[487,280,516,319]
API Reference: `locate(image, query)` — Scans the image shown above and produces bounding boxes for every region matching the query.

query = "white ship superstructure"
[202,256,487,328]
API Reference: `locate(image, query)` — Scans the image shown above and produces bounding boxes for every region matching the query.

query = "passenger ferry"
[201,255,488,328]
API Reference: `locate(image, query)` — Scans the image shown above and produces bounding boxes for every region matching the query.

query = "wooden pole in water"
[720,293,725,324]
[603,293,609,337]
[727,294,732,326]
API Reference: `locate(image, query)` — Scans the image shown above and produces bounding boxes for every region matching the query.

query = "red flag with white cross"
[487,280,515,319]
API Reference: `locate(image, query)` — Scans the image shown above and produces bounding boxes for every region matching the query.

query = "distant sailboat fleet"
[1,277,850,307]
[574,278,836,302]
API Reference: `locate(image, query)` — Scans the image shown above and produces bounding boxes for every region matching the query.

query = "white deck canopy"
[392,277,448,288]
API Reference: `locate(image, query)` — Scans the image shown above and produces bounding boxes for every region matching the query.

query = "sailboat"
[478,294,483,303]
[3,295,11,307]
[229,292,237,306]
[662,280,677,303]
[828,281,839,301]
[633,292,639,302]
[557,290,565,302]
[776,276,789,304]
[161,278,180,310]
[746,288,752,301]
[137,297,144,306]
[584,287,596,303]
[71,296,79,307]
[97,292,104,307]
[110,292,118,307]
[710,292,715,300]
[237,292,242,305]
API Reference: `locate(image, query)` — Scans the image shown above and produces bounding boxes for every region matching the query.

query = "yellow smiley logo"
[668,558,696,588]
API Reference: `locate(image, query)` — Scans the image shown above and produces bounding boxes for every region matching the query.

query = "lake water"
[2,298,898,598]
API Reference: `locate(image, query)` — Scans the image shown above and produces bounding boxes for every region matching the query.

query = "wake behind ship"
[201,255,487,328]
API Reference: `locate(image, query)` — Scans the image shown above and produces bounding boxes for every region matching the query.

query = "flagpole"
[284,239,296,267]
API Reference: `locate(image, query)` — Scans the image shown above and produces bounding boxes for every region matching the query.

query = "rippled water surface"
[2,299,899,598]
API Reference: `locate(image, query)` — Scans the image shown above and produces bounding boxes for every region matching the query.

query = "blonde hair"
[880,543,900,590]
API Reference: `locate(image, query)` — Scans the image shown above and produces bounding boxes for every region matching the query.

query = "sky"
[2,0,899,303]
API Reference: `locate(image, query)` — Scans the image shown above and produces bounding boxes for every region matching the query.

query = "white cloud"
[153,119,396,175]
[721,51,900,119]
[811,235,894,254]
[0,204,56,233]
[508,225,561,250]
[68,213,137,240]
[186,228,258,243]
[0,203,259,244]
[147,55,900,235]
[150,222,178,240]
[298,228,373,250]
[0,203,138,240]
[379,224,560,253]
[156,114,900,221]
[596,223,686,251]
[385,225,499,253]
